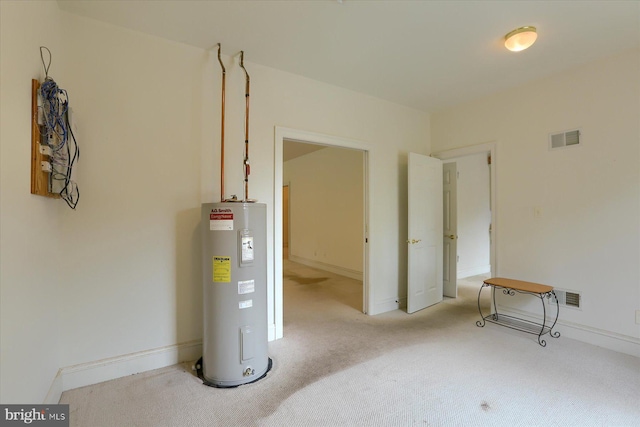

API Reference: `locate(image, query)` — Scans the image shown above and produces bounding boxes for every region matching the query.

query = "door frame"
[433,142,497,279]
[274,127,372,340]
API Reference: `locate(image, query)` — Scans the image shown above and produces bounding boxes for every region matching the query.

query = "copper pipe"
[217,43,226,202]
[239,51,251,202]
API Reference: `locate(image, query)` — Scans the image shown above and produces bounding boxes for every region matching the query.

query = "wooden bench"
[476,277,560,346]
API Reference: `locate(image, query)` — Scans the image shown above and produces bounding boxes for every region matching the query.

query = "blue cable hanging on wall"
[39,46,79,209]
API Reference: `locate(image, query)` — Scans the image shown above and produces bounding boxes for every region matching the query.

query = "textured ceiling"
[58,0,640,112]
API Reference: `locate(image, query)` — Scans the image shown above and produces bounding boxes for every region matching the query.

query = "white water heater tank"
[199,202,271,387]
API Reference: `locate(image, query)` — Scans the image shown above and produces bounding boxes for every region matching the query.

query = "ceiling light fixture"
[504,26,537,52]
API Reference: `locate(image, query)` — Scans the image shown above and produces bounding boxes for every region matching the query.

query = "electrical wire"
[40,78,68,150]
[40,46,51,79]
[38,46,79,209]
[58,117,80,209]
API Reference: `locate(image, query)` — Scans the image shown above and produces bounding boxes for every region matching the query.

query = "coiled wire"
[39,55,79,209]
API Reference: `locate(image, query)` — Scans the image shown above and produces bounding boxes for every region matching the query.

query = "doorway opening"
[274,127,371,340]
[282,141,363,274]
[435,142,497,299]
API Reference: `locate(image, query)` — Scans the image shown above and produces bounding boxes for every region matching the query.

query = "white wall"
[58,9,205,370]
[284,147,364,277]
[432,49,640,355]
[0,0,67,404]
[1,2,430,401]
[1,3,206,402]
[453,153,491,278]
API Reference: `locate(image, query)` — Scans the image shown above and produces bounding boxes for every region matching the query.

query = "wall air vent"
[549,129,581,150]
[550,289,581,309]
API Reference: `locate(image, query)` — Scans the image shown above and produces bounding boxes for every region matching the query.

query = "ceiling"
[57,1,639,113]
[283,140,327,162]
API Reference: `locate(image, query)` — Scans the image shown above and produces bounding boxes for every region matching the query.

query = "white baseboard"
[498,306,640,357]
[288,255,363,281]
[458,265,491,279]
[57,340,202,395]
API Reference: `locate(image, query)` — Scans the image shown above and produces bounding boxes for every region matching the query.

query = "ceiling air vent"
[549,129,581,150]
[550,289,581,309]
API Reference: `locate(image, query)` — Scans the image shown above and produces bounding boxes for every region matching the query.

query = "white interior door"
[407,153,443,313]
[443,162,457,298]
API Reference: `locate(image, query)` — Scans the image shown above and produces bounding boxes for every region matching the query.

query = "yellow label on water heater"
[213,256,231,282]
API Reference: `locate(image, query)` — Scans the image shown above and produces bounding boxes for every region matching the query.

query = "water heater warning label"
[213,256,231,282]
[241,236,254,262]
[210,209,234,231]
[238,279,255,295]
[239,299,253,309]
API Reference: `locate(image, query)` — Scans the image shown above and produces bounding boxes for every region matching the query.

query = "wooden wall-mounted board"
[31,79,59,198]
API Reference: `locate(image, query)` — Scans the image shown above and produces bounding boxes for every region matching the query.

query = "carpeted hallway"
[60,261,640,426]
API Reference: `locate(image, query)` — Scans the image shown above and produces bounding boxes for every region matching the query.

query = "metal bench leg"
[476,283,487,327]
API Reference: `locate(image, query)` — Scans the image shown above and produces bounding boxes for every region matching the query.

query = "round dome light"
[504,26,537,52]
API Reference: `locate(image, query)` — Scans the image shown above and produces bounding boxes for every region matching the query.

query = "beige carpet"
[61,262,640,426]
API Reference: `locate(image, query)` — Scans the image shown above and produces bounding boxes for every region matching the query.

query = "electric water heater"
[198,202,271,387]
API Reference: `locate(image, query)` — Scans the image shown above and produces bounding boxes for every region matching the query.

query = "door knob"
[406,239,421,244]
[446,235,457,240]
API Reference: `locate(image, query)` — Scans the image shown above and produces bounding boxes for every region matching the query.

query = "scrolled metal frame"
[476,282,560,347]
